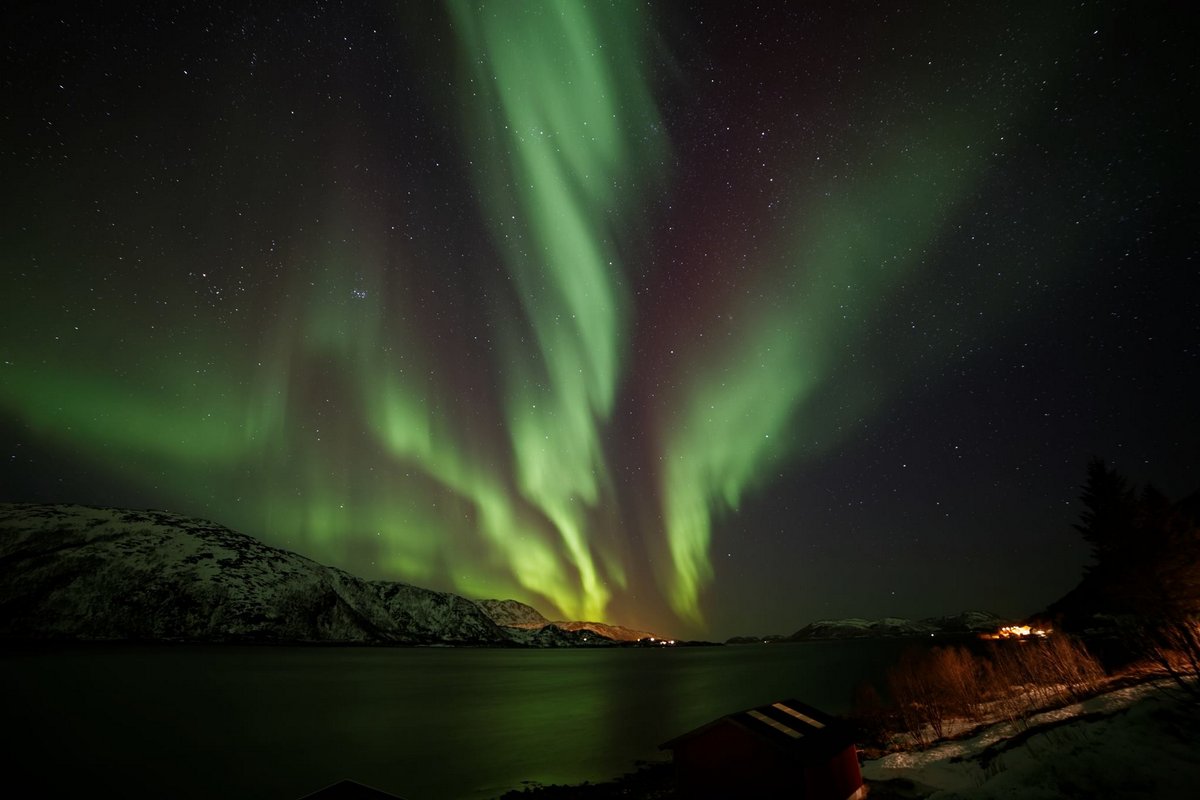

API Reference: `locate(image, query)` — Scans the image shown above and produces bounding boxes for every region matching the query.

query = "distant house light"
[980,624,1052,640]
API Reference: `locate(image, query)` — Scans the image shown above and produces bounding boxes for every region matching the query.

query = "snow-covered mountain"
[787,611,1003,641]
[725,634,788,645]
[0,503,511,645]
[789,617,937,640]
[473,597,662,643]
[473,598,550,628]
[501,624,617,647]
[545,619,661,642]
[921,610,1004,633]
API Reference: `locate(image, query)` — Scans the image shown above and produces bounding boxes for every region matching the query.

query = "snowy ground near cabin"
[862,678,1200,798]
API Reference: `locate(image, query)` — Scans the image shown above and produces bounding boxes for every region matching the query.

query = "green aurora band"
[0,2,1092,632]
[653,17,1077,623]
[448,0,667,620]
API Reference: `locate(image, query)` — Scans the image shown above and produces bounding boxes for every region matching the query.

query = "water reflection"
[1,641,913,799]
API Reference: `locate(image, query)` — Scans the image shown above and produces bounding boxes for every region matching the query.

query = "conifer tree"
[1072,457,1137,570]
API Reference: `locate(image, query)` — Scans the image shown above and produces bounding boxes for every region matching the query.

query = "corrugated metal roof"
[734,699,835,744]
[773,701,826,729]
[660,698,852,754]
[747,709,804,738]
[297,779,406,799]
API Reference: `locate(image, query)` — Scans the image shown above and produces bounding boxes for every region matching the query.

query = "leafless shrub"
[884,634,1106,744]
[981,645,1039,729]
[1039,634,1105,700]
[887,647,945,746]
[927,645,985,720]
[850,681,892,748]
[1142,618,1200,700]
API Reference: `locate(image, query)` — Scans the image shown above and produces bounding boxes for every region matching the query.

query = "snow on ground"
[863,678,1200,798]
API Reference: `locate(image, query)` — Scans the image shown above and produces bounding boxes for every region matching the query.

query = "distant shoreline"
[0,636,723,649]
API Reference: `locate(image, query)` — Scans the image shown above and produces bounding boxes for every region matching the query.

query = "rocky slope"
[473,598,551,628]
[0,503,511,644]
[545,619,661,642]
[923,610,1005,633]
[474,597,661,642]
[725,634,787,645]
[501,624,617,647]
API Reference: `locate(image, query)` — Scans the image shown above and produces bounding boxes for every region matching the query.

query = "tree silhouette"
[1048,458,1200,630]
[1072,457,1137,569]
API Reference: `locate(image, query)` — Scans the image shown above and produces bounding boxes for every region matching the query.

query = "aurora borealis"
[2,1,1197,638]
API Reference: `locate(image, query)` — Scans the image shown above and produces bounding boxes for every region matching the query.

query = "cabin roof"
[660,698,853,756]
[297,778,406,800]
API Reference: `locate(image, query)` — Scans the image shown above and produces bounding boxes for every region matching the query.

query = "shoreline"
[861,674,1199,798]
[496,674,1199,799]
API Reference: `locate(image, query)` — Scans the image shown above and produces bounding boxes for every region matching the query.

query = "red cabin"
[661,699,865,800]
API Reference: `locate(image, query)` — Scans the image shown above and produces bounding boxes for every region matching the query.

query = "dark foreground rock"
[494,761,675,799]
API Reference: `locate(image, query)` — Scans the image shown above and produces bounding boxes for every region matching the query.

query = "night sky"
[2,1,1197,639]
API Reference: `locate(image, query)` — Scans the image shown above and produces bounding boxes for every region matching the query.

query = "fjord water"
[3,640,912,799]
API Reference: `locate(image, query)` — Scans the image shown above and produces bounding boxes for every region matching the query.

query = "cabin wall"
[671,725,864,800]
[672,724,791,798]
[803,745,863,800]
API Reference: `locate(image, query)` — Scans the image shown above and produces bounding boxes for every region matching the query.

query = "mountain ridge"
[725,611,1004,643]
[0,504,554,645]
[472,597,663,642]
[787,610,1003,640]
